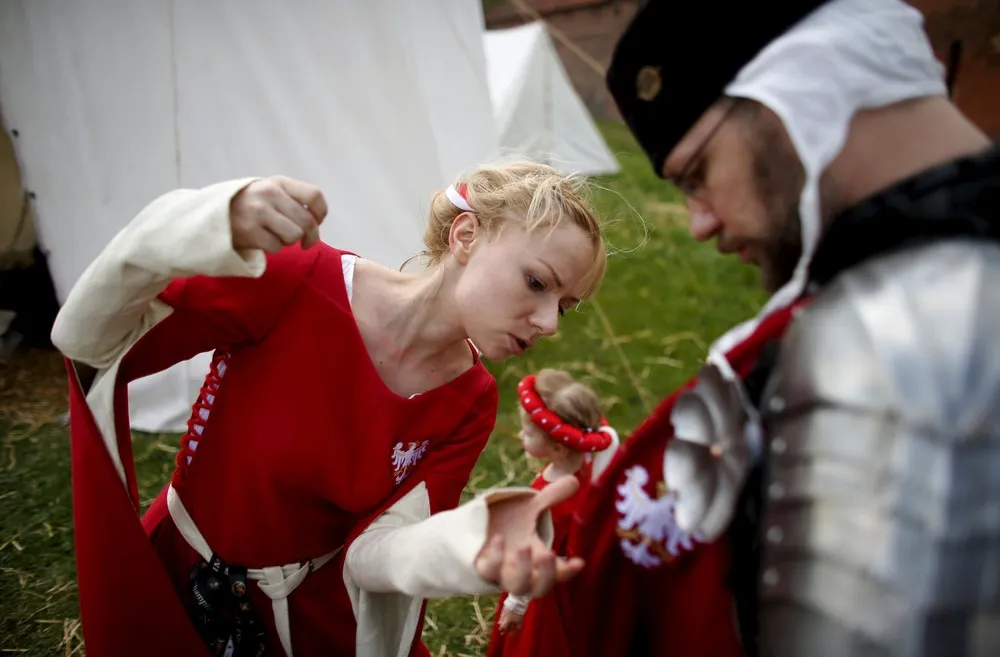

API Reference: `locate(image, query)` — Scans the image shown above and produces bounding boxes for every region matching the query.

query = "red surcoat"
[67,243,498,656]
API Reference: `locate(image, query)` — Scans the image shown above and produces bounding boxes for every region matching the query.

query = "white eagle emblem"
[615,465,697,568]
[392,440,429,485]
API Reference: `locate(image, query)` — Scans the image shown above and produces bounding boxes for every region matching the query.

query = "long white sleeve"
[50,177,264,370]
[346,484,553,599]
[343,483,555,657]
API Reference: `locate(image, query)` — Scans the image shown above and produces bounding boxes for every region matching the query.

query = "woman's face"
[452,217,598,362]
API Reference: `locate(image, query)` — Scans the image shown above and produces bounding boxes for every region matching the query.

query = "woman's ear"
[448,212,478,265]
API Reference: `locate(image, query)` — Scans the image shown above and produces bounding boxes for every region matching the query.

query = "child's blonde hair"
[422,161,607,299]
[519,368,603,439]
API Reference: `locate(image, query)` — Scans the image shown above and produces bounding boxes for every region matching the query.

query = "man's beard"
[750,131,805,294]
[760,205,802,293]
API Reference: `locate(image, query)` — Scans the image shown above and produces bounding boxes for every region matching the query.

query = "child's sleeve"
[503,593,531,615]
[590,426,623,483]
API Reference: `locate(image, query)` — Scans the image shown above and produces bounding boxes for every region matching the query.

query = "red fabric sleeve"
[67,362,213,657]
[118,245,322,384]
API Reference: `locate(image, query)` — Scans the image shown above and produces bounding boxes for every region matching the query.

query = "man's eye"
[681,165,705,195]
[527,275,545,291]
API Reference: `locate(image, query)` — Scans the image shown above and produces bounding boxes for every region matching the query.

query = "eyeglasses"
[667,98,739,199]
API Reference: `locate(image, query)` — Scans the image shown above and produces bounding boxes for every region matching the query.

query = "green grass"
[0,120,765,656]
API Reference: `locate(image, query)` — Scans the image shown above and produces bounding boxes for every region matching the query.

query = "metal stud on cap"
[636,65,662,101]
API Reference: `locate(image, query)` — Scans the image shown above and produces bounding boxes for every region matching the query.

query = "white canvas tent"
[0,0,499,432]
[482,22,620,177]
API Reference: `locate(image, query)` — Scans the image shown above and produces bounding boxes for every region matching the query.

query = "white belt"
[166,485,341,657]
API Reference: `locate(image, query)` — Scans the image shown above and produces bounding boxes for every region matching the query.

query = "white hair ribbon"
[445,184,475,213]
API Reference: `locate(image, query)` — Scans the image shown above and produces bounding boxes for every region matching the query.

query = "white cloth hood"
[709,0,947,361]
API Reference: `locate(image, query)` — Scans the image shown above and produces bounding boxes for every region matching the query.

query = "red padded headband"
[518,374,612,453]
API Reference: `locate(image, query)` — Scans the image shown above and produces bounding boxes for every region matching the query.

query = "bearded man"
[560,1,1000,655]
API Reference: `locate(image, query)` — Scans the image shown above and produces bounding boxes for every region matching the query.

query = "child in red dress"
[487,369,621,657]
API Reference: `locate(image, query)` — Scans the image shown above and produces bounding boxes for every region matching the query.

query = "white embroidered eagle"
[392,440,429,484]
[615,465,696,568]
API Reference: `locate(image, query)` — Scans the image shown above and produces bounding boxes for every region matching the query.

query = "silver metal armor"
[757,238,1000,657]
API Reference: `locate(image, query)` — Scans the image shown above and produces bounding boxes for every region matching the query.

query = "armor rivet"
[762,568,780,586]
[768,396,786,413]
[769,483,785,500]
[766,526,784,543]
[771,438,786,454]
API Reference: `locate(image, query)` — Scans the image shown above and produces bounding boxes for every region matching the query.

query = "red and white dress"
[486,433,620,657]
[54,179,550,657]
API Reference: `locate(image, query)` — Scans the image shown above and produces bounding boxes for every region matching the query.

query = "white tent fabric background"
[0,0,499,431]
[482,22,619,177]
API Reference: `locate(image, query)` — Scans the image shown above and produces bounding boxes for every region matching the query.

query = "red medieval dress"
[65,242,499,657]
[485,470,581,657]
[485,425,623,657]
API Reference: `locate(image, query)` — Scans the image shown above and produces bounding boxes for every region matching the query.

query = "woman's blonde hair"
[519,368,603,439]
[422,161,607,299]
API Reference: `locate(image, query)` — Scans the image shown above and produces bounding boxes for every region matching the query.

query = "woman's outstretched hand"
[474,476,585,597]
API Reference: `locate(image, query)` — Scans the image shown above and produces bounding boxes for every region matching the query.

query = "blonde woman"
[53,163,607,657]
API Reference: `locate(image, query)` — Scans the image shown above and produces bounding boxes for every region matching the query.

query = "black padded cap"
[607,0,829,177]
